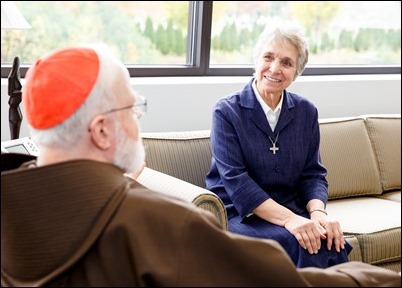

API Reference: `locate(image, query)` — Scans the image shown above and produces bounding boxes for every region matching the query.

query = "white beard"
[114,123,146,174]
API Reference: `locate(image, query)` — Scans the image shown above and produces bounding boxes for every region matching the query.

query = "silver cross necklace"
[268,132,279,154]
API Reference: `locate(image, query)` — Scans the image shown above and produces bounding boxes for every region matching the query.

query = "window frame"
[1,1,401,78]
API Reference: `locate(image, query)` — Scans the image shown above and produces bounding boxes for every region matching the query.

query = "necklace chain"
[268,132,279,154]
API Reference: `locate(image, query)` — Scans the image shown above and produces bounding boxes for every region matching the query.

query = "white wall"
[1,74,401,142]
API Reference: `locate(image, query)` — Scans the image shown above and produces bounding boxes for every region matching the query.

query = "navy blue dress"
[206,78,352,268]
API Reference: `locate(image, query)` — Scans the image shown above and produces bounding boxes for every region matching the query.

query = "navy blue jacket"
[206,78,328,221]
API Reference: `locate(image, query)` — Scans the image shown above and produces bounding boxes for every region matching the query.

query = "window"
[208,1,401,76]
[1,1,400,78]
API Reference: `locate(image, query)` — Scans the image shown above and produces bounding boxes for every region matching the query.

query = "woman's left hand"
[311,213,345,252]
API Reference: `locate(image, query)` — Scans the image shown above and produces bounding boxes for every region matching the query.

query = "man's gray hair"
[30,43,128,148]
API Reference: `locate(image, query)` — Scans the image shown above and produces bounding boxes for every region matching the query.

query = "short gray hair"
[253,19,309,78]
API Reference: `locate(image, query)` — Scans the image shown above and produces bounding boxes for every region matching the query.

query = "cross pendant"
[270,143,279,154]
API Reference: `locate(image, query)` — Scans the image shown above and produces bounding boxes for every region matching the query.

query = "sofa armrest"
[136,167,228,230]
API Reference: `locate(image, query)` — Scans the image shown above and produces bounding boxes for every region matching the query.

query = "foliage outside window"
[1,1,400,78]
[210,1,401,66]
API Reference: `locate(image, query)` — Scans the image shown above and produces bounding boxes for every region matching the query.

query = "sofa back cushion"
[364,115,401,192]
[319,117,382,199]
[141,130,212,188]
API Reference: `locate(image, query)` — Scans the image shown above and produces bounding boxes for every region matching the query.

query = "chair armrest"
[136,167,228,230]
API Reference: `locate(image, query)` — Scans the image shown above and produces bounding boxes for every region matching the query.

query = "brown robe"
[1,154,400,287]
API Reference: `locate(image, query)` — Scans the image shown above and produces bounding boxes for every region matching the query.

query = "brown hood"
[1,156,127,286]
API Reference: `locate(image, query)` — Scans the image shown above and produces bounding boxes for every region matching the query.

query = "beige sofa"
[137,114,401,272]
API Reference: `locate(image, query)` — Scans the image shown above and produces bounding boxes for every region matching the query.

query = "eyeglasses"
[102,98,147,119]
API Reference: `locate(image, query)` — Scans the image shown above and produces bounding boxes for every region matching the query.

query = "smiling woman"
[205,19,354,269]
[1,1,400,78]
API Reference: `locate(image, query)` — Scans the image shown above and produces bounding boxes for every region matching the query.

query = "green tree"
[9,1,159,64]
[220,23,238,52]
[387,29,401,51]
[354,28,371,52]
[339,30,354,49]
[320,32,334,51]
[163,1,188,31]
[290,1,341,53]
[144,17,155,43]
[155,24,169,55]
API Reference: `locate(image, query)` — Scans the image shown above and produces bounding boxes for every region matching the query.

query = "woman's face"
[255,39,298,97]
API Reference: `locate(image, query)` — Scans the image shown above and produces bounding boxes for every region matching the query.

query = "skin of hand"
[254,199,326,255]
[310,212,345,252]
[284,214,326,254]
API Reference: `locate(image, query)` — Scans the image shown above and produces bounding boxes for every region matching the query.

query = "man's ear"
[88,115,113,150]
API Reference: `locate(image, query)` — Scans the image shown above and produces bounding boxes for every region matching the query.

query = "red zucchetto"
[23,47,100,129]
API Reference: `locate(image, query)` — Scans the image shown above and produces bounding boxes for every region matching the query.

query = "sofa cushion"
[326,197,401,265]
[344,235,362,262]
[364,115,401,192]
[375,191,401,203]
[319,118,382,199]
[376,261,401,274]
[141,130,211,189]
[137,167,227,229]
